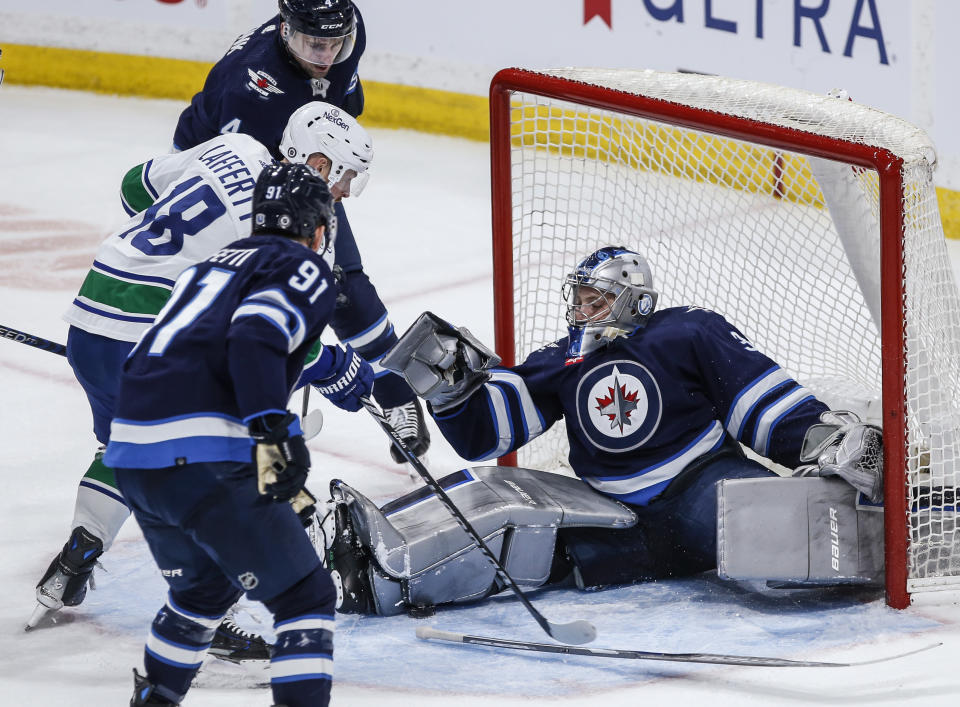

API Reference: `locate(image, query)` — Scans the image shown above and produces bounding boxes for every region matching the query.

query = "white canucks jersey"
[64,133,273,341]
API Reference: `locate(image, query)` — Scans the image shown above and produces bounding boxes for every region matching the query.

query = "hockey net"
[489,68,960,608]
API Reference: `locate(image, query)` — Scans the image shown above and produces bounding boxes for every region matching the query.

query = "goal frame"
[489,67,910,608]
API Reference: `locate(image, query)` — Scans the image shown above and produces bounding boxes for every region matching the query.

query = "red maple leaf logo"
[595,384,638,421]
[256,77,269,89]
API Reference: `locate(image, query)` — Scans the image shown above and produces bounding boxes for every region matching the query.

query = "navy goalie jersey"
[173,7,366,158]
[433,307,828,506]
[104,235,337,470]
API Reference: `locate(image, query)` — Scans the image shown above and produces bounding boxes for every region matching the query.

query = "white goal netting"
[491,68,960,602]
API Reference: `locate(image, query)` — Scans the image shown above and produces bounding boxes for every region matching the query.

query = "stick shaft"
[361,397,591,643]
[416,627,940,668]
[0,324,67,357]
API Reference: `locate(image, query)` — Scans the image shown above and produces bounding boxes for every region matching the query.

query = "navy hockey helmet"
[252,163,337,258]
[279,0,357,67]
[562,246,659,359]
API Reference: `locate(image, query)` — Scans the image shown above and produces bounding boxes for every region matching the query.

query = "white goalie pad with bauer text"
[334,467,637,616]
[717,476,884,586]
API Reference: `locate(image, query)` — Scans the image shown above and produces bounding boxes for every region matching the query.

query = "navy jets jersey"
[433,307,828,506]
[104,234,338,470]
[173,6,366,158]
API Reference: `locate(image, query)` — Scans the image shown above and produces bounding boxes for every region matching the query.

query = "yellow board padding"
[511,104,827,207]
[0,43,211,101]
[2,42,958,238]
[0,43,489,141]
[937,187,960,241]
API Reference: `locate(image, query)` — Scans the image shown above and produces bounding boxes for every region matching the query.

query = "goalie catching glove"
[248,411,312,503]
[795,410,884,503]
[381,311,501,412]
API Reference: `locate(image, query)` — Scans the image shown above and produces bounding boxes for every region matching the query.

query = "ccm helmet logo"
[320,23,344,29]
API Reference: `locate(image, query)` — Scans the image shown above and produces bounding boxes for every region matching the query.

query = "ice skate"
[130,669,179,705]
[208,608,272,663]
[26,526,103,630]
[384,399,431,463]
[318,486,375,614]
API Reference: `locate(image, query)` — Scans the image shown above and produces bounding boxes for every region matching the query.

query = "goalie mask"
[280,101,373,197]
[562,246,659,359]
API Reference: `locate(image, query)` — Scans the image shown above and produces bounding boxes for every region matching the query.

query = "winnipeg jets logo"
[594,372,640,433]
[246,68,284,98]
[311,77,331,97]
[576,360,662,453]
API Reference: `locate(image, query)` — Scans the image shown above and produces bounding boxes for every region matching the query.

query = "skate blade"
[25,603,52,631]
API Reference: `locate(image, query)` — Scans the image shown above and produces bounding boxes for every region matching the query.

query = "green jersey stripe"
[77,269,171,316]
[120,162,154,214]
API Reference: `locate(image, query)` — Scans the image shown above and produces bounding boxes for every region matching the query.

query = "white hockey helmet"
[562,246,659,359]
[279,101,374,197]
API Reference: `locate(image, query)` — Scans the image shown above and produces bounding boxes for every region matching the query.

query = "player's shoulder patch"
[245,68,285,98]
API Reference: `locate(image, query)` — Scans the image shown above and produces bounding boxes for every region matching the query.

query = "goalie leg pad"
[717,476,883,585]
[334,467,636,615]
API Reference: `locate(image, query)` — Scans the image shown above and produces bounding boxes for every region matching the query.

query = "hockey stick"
[300,385,324,441]
[0,324,67,357]
[0,322,324,514]
[416,626,941,668]
[360,396,597,646]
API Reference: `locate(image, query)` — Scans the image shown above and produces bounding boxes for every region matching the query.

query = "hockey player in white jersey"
[28,103,373,650]
[312,246,885,617]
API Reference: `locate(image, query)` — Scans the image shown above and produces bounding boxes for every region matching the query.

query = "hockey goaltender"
[314,246,884,617]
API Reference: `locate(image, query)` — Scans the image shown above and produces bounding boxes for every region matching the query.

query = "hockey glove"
[797,410,884,503]
[248,412,311,501]
[381,311,501,412]
[311,344,374,412]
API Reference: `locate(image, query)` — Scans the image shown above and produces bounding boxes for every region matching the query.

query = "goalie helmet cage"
[489,67,960,609]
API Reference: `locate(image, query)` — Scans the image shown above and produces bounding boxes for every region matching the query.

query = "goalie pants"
[116,461,336,707]
[560,450,776,588]
[330,202,414,409]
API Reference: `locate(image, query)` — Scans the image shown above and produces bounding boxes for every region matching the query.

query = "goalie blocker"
[322,466,883,617]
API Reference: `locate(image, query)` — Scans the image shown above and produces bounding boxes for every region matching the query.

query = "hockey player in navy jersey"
[106,163,369,706]
[29,103,371,655]
[173,0,431,466]
[310,246,884,616]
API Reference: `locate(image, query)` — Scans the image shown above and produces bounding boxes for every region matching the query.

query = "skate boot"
[130,669,179,706]
[384,399,431,464]
[27,526,103,629]
[209,608,272,663]
[318,488,375,614]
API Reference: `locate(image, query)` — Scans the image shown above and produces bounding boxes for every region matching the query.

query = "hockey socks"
[265,567,338,706]
[270,613,334,707]
[71,451,130,550]
[142,598,223,703]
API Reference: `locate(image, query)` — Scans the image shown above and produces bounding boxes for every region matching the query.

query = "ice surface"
[1,86,960,705]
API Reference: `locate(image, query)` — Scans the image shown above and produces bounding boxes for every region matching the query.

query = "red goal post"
[489,67,960,608]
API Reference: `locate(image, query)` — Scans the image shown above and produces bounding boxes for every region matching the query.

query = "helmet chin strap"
[598,326,631,341]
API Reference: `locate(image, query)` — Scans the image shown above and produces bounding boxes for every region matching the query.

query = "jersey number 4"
[117,176,227,256]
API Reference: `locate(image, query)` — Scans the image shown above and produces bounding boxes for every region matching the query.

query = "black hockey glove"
[248,412,311,501]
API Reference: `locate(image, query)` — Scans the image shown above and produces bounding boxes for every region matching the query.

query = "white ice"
[2,86,960,705]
